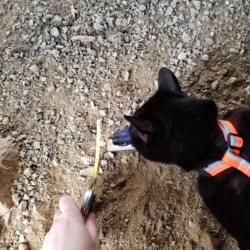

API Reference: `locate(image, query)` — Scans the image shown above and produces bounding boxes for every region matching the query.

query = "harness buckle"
[227,133,243,151]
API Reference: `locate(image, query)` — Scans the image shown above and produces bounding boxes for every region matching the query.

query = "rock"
[80,167,94,177]
[94,23,104,31]
[24,168,34,178]
[3,211,11,226]
[87,48,96,56]
[23,194,30,201]
[71,36,96,43]
[229,48,239,53]
[188,221,196,228]
[205,37,214,46]
[124,71,129,81]
[201,54,209,61]
[50,15,62,27]
[30,65,39,76]
[33,141,40,149]
[2,117,9,125]
[18,243,28,250]
[51,27,59,38]
[18,201,27,211]
[228,77,237,84]
[244,86,250,104]
[222,50,228,56]
[182,32,191,43]
[115,18,128,27]
[139,4,146,11]
[178,51,186,60]
[101,160,107,166]
[177,183,183,190]
[211,80,219,90]
[166,6,173,15]
[106,17,114,27]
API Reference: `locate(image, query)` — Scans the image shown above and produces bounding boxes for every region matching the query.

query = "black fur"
[125,67,250,250]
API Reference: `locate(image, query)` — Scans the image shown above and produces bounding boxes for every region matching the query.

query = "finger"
[53,209,62,220]
[85,213,99,240]
[59,195,80,215]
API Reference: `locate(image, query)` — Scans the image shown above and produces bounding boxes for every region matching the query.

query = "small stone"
[178,51,186,60]
[124,71,129,81]
[33,141,40,149]
[3,211,11,226]
[222,50,228,56]
[228,77,237,84]
[23,194,30,201]
[201,241,206,248]
[182,32,191,43]
[24,168,33,178]
[166,6,173,15]
[18,244,29,250]
[201,54,209,61]
[229,48,239,53]
[2,117,9,125]
[99,110,106,116]
[110,183,116,188]
[115,18,128,27]
[87,48,96,57]
[244,86,250,104]
[18,201,27,211]
[82,131,92,140]
[139,4,146,11]
[177,183,183,190]
[50,15,62,27]
[205,37,214,46]
[106,17,114,27]
[51,27,59,38]
[71,36,96,43]
[101,160,107,166]
[30,65,39,76]
[189,221,196,228]
[132,101,138,110]
[211,80,219,90]
[94,23,104,31]
[80,167,94,177]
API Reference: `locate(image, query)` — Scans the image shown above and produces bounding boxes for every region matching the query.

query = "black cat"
[125,67,250,250]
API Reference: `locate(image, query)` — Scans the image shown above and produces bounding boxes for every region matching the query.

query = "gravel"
[0,0,250,248]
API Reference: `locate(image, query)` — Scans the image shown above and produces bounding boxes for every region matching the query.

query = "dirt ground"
[1,1,250,250]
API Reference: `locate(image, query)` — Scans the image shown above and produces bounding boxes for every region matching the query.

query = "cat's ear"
[158,67,181,93]
[124,115,153,133]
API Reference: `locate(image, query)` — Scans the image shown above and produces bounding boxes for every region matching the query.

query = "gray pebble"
[71,36,96,43]
[30,65,39,76]
[50,15,62,27]
[205,37,214,46]
[166,6,173,15]
[33,141,40,149]
[94,23,104,31]
[51,27,59,38]
[201,54,209,61]
[229,48,239,53]
[124,71,129,81]
[139,4,146,11]
[211,80,219,90]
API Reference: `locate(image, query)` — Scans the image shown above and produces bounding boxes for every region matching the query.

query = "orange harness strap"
[204,120,250,177]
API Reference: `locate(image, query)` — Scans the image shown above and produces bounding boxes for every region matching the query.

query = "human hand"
[42,195,99,250]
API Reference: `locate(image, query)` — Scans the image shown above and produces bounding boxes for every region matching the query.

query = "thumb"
[85,213,99,241]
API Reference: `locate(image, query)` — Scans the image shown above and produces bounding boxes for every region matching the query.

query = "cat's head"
[125,67,218,170]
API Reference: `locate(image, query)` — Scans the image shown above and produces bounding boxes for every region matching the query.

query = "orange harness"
[204,120,250,177]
